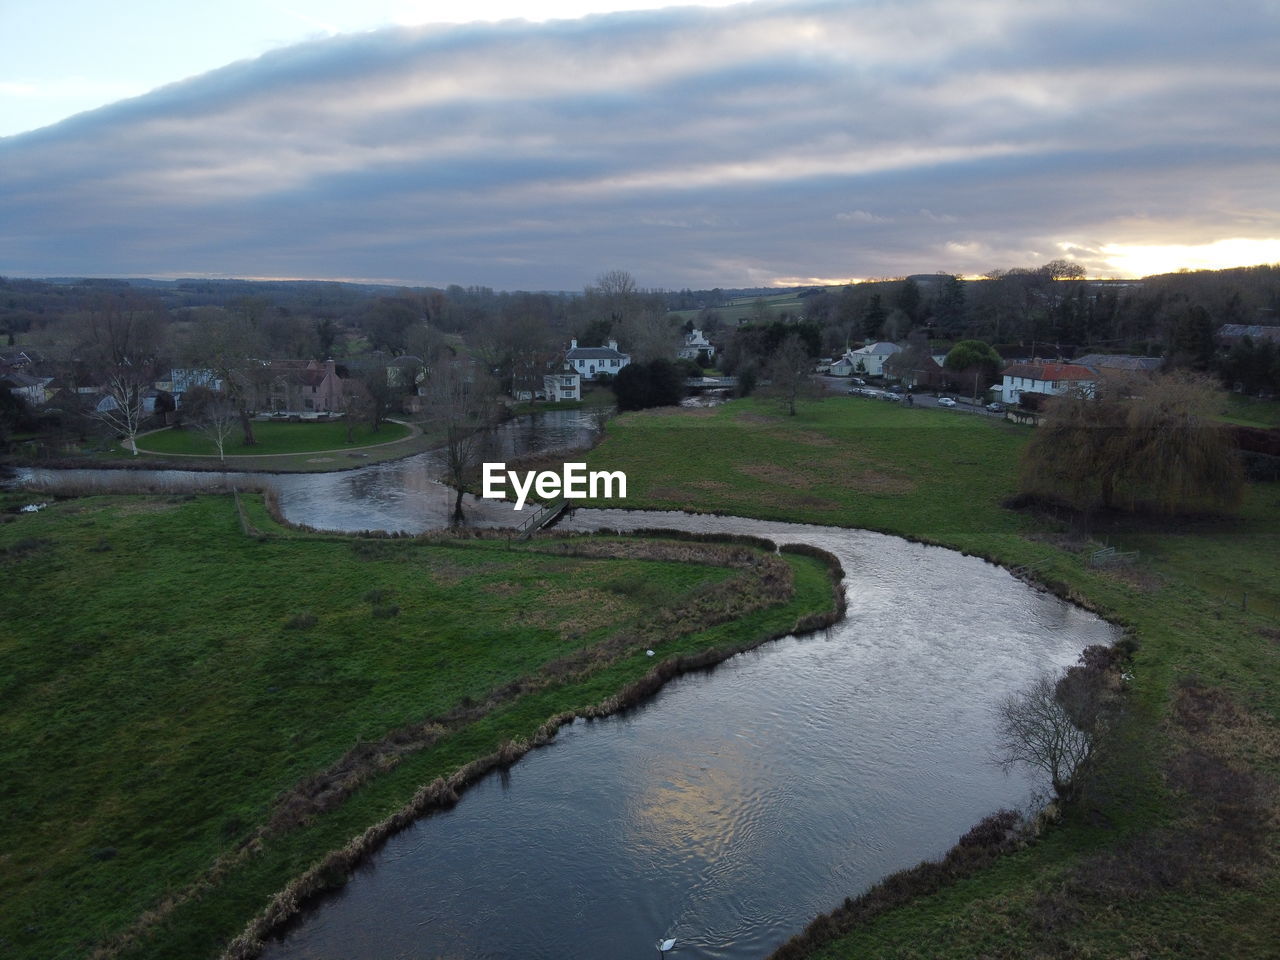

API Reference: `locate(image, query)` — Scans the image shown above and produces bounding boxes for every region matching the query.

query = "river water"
[6,412,1120,960]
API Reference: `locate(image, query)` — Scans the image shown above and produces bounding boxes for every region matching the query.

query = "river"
[6,411,1120,959]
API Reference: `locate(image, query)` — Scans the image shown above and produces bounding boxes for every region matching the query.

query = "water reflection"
[258,513,1118,960]
[8,409,597,532]
[7,418,1121,959]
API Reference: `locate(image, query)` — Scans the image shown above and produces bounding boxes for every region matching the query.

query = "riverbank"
[0,490,841,960]
[571,397,1280,959]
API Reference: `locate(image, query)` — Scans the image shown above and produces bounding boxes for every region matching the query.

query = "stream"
[6,411,1121,959]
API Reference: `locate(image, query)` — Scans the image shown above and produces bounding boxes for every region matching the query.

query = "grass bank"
[571,397,1280,959]
[0,490,839,959]
[135,419,413,457]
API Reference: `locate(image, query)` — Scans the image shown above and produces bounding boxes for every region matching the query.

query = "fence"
[1085,546,1140,568]
[513,498,567,541]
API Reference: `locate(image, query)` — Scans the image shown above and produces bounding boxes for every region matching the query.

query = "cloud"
[2,0,1279,288]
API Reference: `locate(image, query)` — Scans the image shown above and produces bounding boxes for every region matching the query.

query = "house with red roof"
[999,361,1096,406]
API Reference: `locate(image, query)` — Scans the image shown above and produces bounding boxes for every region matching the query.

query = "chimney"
[570,338,578,349]
[608,338,618,351]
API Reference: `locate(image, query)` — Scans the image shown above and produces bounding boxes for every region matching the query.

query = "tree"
[1018,372,1243,517]
[995,648,1121,801]
[424,361,502,524]
[613,359,685,411]
[861,294,887,340]
[92,368,151,456]
[944,340,1003,399]
[995,672,1096,801]
[1169,304,1216,370]
[184,386,238,461]
[183,311,267,447]
[765,333,821,416]
[341,378,373,443]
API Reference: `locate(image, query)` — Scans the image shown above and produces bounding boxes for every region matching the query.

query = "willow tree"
[1019,372,1242,517]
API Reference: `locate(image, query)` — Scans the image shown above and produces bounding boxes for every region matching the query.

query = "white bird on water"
[657,937,676,954]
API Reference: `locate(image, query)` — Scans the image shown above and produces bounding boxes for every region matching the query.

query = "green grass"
[576,396,1280,959]
[1218,392,1280,428]
[135,419,412,457]
[0,492,836,959]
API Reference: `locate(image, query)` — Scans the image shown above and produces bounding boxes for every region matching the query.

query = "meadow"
[0,491,838,959]
[574,397,1280,959]
[134,419,412,457]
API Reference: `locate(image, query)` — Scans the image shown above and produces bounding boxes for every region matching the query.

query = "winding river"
[7,411,1120,959]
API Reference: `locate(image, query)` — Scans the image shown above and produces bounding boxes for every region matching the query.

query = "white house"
[543,371,581,402]
[565,339,630,380]
[678,328,715,361]
[842,341,902,377]
[0,370,51,405]
[1000,362,1096,405]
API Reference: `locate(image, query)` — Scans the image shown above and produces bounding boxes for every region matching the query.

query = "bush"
[613,359,686,411]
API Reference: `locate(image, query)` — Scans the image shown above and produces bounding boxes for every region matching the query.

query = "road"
[817,376,1004,417]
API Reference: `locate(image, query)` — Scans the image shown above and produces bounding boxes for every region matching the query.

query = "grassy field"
[0,491,837,959]
[572,397,1280,959]
[1218,392,1280,428]
[135,419,412,457]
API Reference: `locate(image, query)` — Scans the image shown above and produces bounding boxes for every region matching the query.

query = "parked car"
[882,392,903,402]
[985,401,1005,412]
[937,397,957,407]
[850,377,867,386]
[888,384,905,394]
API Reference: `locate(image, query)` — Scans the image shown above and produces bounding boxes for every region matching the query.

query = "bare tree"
[92,368,152,455]
[195,393,238,461]
[995,657,1119,801]
[765,333,822,416]
[183,312,267,447]
[425,360,502,524]
[341,378,373,443]
[995,673,1095,800]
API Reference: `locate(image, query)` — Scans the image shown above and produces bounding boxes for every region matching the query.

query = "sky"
[2,0,1279,289]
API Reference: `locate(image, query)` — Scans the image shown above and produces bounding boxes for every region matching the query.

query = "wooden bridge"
[513,498,567,540]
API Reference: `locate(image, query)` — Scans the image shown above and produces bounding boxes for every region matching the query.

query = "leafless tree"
[995,658,1120,801]
[425,360,502,524]
[92,368,152,455]
[995,673,1095,800]
[765,333,822,416]
[182,311,268,447]
[195,394,238,461]
[341,378,373,443]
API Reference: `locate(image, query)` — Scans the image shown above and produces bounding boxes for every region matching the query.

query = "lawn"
[573,396,1280,960]
[135,419,412,457]
[0,491,837,959]
[1218,392,1280,429]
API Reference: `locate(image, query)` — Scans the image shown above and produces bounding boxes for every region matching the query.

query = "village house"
[543,371,581,402]
[833,341,902,377]
[565,339,630,380]
[0,369,52,406]
[999,361,1096,405]
[267,359,344,414]
[678,328,715,361]
[1216,324,1280,347]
